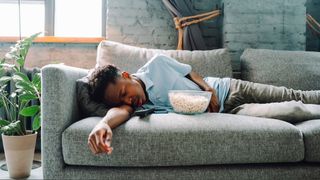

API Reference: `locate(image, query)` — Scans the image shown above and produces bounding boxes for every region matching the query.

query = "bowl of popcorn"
[168,90,212,114]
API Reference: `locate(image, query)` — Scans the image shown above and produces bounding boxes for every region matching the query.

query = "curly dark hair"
[88,64,121,103]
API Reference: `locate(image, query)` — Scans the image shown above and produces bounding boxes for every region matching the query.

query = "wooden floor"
[0,153,43,179]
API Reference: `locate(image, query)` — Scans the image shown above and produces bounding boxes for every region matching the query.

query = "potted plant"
[0,33,41,179]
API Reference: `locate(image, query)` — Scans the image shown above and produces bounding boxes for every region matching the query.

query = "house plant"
[0,32,41,178]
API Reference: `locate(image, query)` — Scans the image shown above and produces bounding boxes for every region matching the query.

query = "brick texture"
[1,0,319,70]
[107,0,221,50]
[222,0,307,70]
[107,0,176,49]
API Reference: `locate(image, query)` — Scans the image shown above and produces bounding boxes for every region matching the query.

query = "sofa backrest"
[96,41,233,78]
[241,49,320,91]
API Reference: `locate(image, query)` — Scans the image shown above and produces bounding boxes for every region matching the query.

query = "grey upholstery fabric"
[42,48,320,179]
[58,163,320,180]
[241,49,320,90]
[62,114,304,167]
[41,64,88,178]
[96,41,233,78]
[296,120,320,162]
[76,76,108,117]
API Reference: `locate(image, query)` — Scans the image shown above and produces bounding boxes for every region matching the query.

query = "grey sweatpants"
[223,79,320,113]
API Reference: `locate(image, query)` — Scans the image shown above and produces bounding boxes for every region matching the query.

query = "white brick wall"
[106,0,316,65]
[107,0,177,49]
[107,0,221,49]
[222,0,307,70]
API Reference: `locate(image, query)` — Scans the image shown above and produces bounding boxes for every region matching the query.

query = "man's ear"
[121,71,131,79]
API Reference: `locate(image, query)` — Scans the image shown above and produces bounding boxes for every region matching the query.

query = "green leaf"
[15,88,23,93]
[0,76,12,85]
[0,120,10,127]
[19,105,39,117]
[16,57,24,68]
[0,120,25,136]
[19,93,38,101]
[12,72,30,82]
[32,113,41,131]
[15,81,35,92]
[0,63,15,68]
[13,66,19,72]
[28,32,41,41]
[0,85,8,93]
[32,73,41,85]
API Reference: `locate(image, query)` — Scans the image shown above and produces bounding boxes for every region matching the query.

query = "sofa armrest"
[41,64,88,179]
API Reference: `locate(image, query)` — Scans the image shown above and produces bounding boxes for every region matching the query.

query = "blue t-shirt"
[133,54,230,112]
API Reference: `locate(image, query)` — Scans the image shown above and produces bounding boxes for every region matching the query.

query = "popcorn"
[169,92,210,114]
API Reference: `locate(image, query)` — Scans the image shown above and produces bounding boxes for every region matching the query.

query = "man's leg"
[223,79,320,113]
[228,101,320,123]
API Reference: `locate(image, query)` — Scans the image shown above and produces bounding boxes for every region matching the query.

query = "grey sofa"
[42,47,320,179]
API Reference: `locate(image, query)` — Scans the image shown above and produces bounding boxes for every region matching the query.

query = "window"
[0,0,44,37]
[0,0,106,41]
[55,0,102,37]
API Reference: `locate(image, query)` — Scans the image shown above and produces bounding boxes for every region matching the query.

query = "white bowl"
[168,90,212,114]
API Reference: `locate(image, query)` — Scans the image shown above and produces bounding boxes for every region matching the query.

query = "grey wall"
[222,0,307,70]
[306,0,320,51]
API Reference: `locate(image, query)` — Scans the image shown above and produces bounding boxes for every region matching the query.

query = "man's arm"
[88,105,134,154]
[186,71,220,112]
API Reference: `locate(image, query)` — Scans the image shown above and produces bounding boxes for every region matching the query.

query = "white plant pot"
[1,131,37,179]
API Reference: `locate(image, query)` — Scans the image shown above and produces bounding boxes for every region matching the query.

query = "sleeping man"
[87,54,320,155]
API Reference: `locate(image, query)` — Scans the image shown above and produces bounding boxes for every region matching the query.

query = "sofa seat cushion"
[295,120,320,162]
[62,113,304,167]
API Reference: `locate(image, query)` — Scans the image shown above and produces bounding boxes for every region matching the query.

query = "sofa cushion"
[62,114,304,167]
[295,120,320,162]
[241,49,320,90]
[96,41,233,78]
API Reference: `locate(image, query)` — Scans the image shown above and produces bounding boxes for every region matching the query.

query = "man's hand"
[206,88,220,112]
[88,122,113,155]
[185,71,220,112]
[87,105,133,155]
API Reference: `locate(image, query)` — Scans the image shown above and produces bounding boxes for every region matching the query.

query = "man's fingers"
[89,138,99,154]
[94,133,108,153]
[99,133,110,152]
[105,132,112,147]
[107,147,113,155]
[88,141,97,154]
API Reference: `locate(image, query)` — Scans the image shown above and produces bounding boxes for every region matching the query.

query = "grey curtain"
[162,0,207,50]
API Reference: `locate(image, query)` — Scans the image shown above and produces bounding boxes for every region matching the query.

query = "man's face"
[103,73,147,107]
